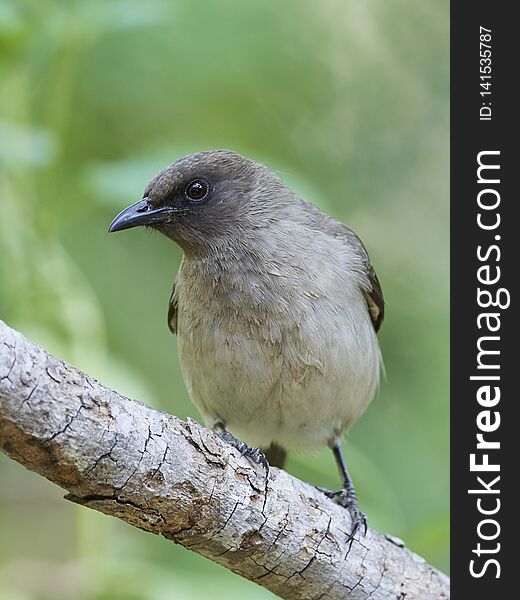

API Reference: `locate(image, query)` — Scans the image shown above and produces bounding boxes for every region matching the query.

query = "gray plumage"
[140,150,384,453]
[109,149,385,532]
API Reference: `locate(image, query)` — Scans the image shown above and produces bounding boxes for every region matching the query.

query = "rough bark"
[0,321,449,599]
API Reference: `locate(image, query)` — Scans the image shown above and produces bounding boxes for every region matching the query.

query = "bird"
[109,150,384,537]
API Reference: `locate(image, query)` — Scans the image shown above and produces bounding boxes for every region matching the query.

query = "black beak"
[108,197,176,232]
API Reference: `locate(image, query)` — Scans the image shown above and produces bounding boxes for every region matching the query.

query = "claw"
[240,446,269,471]
[220,431,269,471]
[324,488,368,540]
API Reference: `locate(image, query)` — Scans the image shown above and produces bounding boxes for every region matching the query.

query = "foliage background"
[0,0,449,597]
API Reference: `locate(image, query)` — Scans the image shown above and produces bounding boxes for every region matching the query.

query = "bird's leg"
[324,442,367,540]
[213,422,269,471]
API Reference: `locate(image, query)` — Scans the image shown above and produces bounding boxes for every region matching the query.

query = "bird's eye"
[185,179,209,202]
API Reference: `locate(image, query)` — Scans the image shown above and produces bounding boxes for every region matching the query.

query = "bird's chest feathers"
[174,246,371,379]
[176,257,298,350]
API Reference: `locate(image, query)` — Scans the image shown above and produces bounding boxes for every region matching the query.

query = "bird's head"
[109,150,287,255]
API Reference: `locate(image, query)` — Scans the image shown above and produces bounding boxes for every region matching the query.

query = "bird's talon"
[241,445,268,468]
[220,431,269,471]
[323,488,367,540]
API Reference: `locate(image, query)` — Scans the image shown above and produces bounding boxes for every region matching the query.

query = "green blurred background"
[0,0,449,597]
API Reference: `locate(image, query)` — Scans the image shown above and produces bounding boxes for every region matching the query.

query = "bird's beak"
[108,197,176,232]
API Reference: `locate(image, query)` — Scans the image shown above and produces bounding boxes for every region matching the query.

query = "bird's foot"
[323,487,368,540]
[220,431,269,471]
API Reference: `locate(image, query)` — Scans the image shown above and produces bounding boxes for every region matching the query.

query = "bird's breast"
[174,255,381,451]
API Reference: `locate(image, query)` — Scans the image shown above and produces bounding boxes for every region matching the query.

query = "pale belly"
[177,302,381,452]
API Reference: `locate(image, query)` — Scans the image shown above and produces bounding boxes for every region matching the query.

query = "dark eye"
[185,179,209,201]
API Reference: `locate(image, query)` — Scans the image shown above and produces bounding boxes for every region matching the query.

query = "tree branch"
[0,321,449,599]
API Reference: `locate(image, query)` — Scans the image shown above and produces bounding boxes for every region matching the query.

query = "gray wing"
[301,200,384,332]
[168,258,186,335]
[341,224,384,332]
[167,281,178,335]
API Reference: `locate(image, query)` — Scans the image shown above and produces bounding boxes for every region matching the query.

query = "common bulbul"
[109,150,384,536]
